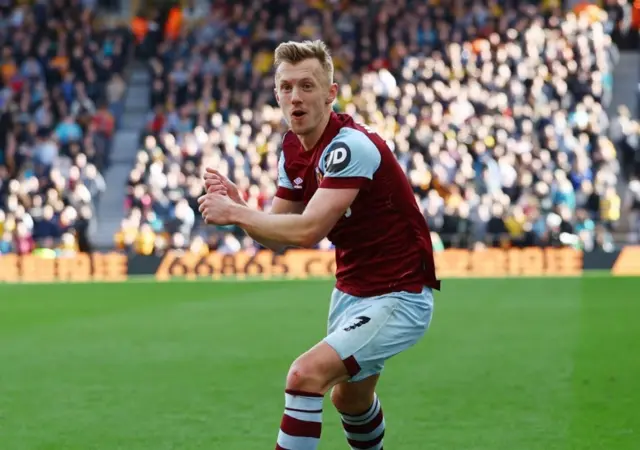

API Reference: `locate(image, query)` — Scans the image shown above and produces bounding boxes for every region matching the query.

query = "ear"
[326,82,338,105]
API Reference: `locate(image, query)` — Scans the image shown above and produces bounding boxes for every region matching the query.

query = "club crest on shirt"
[315,167,324,185]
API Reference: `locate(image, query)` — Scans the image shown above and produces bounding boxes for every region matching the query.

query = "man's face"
[275,58,336,136]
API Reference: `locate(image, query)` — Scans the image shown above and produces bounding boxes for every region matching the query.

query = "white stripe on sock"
[284,409,322,423]
[341,397,380,425]
[285,392,323,411]
[277,430,320,450]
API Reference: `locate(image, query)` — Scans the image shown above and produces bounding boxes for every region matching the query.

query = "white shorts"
[323,286,434,382]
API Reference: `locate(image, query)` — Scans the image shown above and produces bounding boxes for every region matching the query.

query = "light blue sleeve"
[277,151,294,190]
[319,128,381,179]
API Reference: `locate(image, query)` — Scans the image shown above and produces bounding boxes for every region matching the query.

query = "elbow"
[292,215,333,248]
[295,227,325,249]
[259,242,281,252]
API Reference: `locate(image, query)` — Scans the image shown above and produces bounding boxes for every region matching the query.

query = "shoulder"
[319,127,381,177]
[337,113,390,149]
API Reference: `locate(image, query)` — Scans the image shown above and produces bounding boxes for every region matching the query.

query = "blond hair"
[274,40,334,85]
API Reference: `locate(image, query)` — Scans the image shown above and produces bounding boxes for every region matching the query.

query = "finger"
[203,177,221,186]
[208,186,227,195]
[210,186,227,195]
[204,178,224,189]
[205,167,223,176]
[197,195,207,204]
[205,182,223,190]
[203,172,222,181]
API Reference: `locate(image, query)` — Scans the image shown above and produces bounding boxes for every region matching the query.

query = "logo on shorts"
[343,316,371,332]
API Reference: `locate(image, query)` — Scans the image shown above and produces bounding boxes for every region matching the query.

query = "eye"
[303,83,313,90]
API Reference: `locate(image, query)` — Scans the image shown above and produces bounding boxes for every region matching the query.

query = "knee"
[286,358,328,394]
[331,385,374,415]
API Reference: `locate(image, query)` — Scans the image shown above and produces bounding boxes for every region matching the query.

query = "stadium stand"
[0,1,633,258]
[118,0,640,256]
[117,0,640,256]
[0,0,131,255]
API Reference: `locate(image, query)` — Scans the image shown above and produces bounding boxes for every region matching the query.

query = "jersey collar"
[310,112,342,154]
[283,112,343,156]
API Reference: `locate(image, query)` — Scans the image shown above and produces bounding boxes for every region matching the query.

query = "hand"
[198,191,236,226]
[203,168,245,206]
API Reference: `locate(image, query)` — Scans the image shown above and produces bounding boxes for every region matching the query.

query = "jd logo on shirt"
[325,141,351,173]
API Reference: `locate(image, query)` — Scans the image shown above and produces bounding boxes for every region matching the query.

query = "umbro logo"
[343,316,371,332]
[293,177,303,189]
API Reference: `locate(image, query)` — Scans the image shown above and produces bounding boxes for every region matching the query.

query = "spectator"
[121,0,628,255]
[600,185,622,230]
[611,106,640,180]
[624,179,640,241]
[0,0,131,257]
[575,208,596,250]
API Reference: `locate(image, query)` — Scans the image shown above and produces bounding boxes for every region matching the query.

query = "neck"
[298,110,332,151]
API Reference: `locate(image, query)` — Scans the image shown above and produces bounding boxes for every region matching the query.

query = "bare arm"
[245,196,305,252]
[232,129,376,249]
[202,129,377,250]
[230,188,359,249]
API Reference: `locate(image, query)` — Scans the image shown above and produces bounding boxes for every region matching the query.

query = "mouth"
[291,110,307,120]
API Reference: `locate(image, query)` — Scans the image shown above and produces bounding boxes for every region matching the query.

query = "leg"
[275,286,434,450]
[286,340,352,394]
[332,374,380,415]
[332,374,386,449]
[324,286,435,449]
[275,341,351,450]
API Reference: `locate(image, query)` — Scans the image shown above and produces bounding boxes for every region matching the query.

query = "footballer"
[198,40,440,450]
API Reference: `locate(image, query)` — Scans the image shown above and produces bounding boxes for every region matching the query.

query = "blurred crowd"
[0,0,130,256]
[118,0,640,256]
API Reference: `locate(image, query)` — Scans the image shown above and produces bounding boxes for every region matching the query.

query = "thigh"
[324,287,434,382]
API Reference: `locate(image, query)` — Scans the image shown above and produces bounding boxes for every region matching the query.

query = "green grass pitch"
[0,275,638,449]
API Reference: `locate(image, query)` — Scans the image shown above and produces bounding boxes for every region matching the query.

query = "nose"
[290,86,302,104]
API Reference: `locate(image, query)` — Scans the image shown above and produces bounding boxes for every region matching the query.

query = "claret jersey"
[276,112,440,297]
